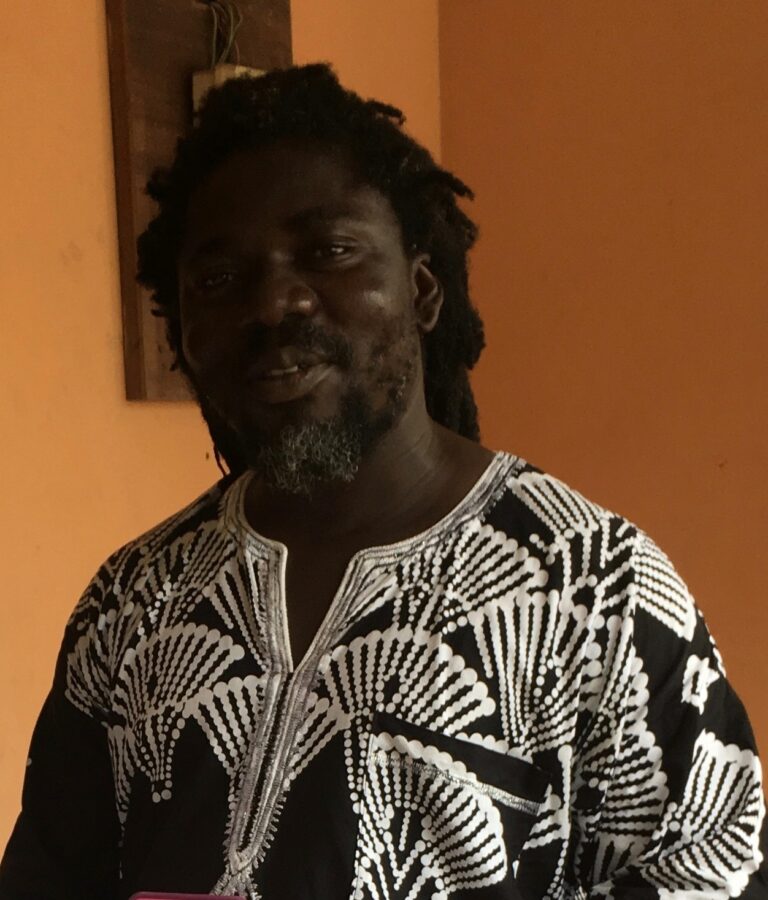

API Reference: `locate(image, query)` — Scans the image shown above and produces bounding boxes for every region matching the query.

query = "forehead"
[181,141,402,250]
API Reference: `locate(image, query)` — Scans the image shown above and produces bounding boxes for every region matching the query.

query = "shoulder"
[489,452,634,549]
[61,475,246,715]
[488,453,698,641]
[66,474,242,637]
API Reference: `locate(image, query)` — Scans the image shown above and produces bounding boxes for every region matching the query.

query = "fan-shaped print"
[644,732,764,898]
[201,555,269,665]
[575,652,670,885]
[290,626,494,793]
[185,674,266,776]
[111,623,245,800]
[352,742,508,900]
[65,625,113,717]
[465,585,631,868]
[511,472,606,539]
[467,590,592,754]
[47,458,765,898]
[126,523,253,645]
[66,599,145,717]
[633,533,696,641]
[392,520,550,636]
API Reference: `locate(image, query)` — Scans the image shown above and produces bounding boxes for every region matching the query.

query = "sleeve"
[0,572,122,900]
[573,529,768,898]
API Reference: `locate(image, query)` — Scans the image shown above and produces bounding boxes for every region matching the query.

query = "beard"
[192,319,419,496]
[244,387,396,496]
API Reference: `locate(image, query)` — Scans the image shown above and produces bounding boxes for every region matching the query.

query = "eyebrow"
[181,237,232,262]
[284,201,369,228]
[182,202,370,263]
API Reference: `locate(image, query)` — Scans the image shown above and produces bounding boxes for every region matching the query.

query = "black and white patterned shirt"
[1,452,766,899]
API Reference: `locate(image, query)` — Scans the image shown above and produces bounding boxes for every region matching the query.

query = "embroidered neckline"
[212,449,523,886]
[221,449,519,563]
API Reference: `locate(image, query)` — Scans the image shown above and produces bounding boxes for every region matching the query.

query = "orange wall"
[440,1,768,754]
[0,0,440,853]
[291,0,441,157]
[7,0,762,863]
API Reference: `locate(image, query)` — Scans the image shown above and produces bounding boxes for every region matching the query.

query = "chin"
[235,388,397,494]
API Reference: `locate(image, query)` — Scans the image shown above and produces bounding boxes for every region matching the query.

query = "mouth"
[247,361,334,404]
[258,363,310,379]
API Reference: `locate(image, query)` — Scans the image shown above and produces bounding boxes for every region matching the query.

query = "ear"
[410,254,443,334]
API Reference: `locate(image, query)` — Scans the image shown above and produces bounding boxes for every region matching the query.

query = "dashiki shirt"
[1,452,766,899]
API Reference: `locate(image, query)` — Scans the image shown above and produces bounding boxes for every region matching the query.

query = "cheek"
[365,301,419,361]
[358,315,422,390]
[349,275,416,339]
[180,308,235,377]
[180,320,210,375]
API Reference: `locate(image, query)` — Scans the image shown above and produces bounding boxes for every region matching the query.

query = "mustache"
[245,318,353,368]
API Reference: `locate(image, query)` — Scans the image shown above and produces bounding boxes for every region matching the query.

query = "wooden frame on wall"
[104,0,292,400]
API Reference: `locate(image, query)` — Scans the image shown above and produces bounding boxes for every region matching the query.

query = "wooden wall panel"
[105,0,292,399]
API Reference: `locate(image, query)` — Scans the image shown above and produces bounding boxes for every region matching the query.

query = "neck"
[244,397,487,544]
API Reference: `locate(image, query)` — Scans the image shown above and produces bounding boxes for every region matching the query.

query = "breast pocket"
[350,712,550,900]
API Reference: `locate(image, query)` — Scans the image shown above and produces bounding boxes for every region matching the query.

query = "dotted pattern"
[60,456,765,898]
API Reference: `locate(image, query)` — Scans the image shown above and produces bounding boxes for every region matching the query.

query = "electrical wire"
[198,0,243,68]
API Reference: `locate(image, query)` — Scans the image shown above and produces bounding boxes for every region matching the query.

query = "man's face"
[177,140,437,493]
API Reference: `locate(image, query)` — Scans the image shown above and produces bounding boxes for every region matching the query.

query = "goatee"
[245,389,398,496]
[190,317,419,494]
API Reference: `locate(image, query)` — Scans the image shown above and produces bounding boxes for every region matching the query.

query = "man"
[1,63,765,899]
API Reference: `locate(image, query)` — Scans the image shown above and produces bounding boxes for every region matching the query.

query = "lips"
[248,351,326,380]
[245,351,334,404]
[259,364,303,379]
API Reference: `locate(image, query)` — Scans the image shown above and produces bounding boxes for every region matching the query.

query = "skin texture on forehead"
[180,140,409,265]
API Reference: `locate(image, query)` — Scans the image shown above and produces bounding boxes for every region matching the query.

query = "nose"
[245,262,318,328]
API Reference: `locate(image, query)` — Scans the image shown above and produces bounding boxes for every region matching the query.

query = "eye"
[196,269,239,292]
[306,242,355,264]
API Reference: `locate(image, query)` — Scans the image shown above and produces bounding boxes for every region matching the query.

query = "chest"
[283,546,354,666]
[110,540,583,898]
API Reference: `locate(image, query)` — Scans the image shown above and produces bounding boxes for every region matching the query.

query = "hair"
[137,63,485,476]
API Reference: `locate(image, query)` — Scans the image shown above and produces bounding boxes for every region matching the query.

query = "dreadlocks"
[137,63,485,476]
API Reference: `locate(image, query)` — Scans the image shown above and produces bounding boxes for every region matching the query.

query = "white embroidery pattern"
[292,626,495,799]
[59,459,765,898]
[682,654,720,713]
[649,732,765,899]
[352,740,509,900]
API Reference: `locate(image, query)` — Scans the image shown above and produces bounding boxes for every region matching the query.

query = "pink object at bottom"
[130,893,244,899]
